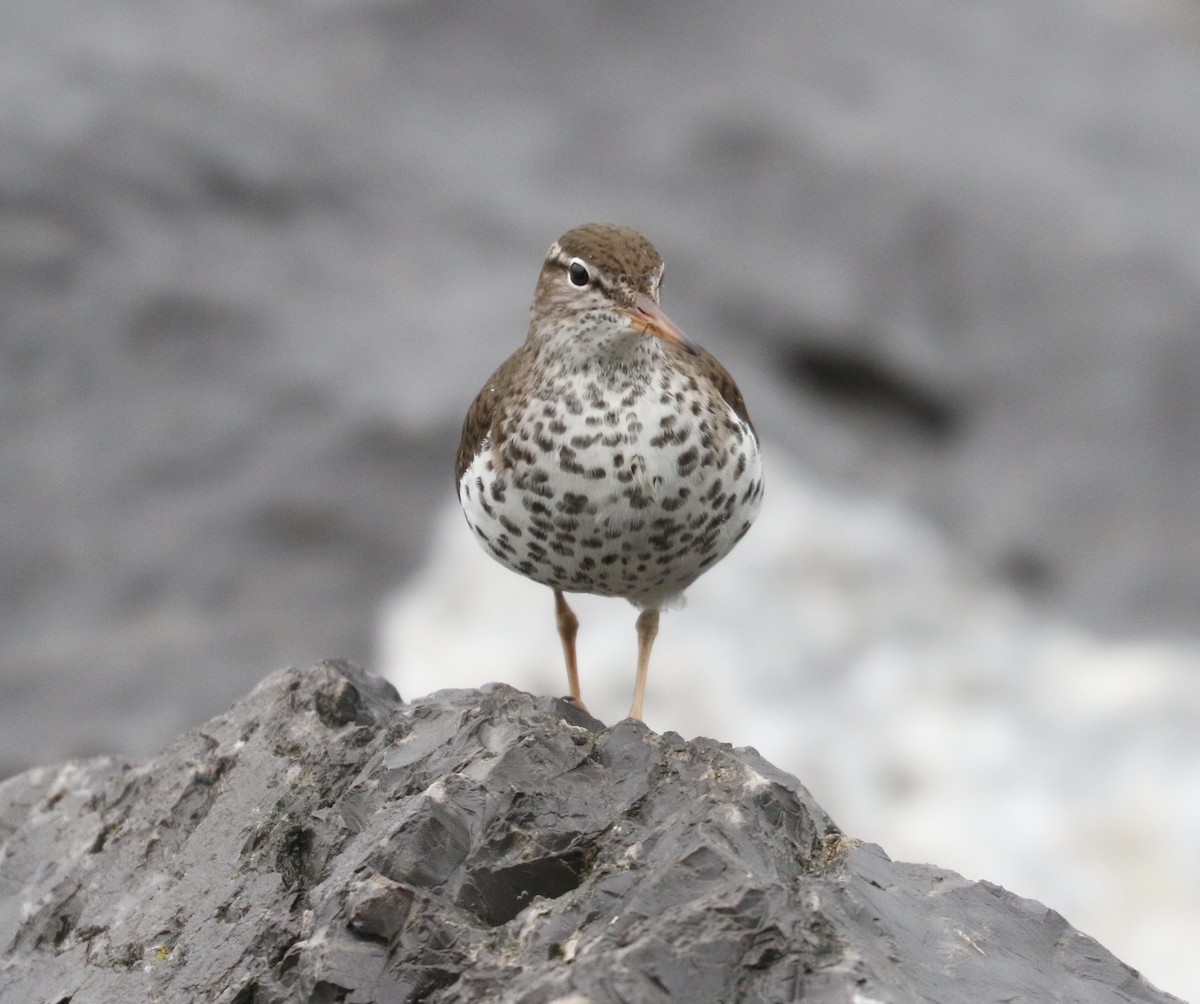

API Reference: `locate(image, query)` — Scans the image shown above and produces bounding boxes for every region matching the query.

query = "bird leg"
[629,607,660,721]
[553,590,584,707]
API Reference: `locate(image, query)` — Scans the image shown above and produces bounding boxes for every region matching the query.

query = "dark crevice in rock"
[275,824,318,892]
[461,842,597,926]
[226,981,258,1004]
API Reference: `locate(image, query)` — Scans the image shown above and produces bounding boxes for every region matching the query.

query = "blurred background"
[1,0,1198,998]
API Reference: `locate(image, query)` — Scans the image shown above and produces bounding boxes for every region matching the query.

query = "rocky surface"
[0,662,1181,1003]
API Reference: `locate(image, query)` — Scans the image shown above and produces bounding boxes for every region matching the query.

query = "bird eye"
[567,259,591,287]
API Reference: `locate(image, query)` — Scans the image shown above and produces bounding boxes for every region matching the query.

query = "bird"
[454,223,763,721]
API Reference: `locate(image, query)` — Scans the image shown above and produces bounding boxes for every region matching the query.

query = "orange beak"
[621,293,699,356]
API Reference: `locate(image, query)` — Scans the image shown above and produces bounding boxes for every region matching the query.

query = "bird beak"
[622,293,700,356]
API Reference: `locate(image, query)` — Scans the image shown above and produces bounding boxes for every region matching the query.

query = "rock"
[0,662,1179,1003]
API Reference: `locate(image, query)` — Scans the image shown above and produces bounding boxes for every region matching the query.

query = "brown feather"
[556,223,662,295]
[694,347,754,432]
[454,344,534,492]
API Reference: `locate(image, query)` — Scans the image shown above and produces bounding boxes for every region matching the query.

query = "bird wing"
[695,349,755,433]
[454,346,533,494]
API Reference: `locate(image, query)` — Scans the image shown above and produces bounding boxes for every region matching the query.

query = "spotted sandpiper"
[455,223,763,721]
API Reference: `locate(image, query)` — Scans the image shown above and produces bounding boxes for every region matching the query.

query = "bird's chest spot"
[459,366,763,603]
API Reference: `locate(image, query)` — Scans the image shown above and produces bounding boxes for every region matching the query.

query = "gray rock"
[0,662,1180,1003]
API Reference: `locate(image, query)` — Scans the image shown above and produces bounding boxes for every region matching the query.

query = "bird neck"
[532,320,663,377]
